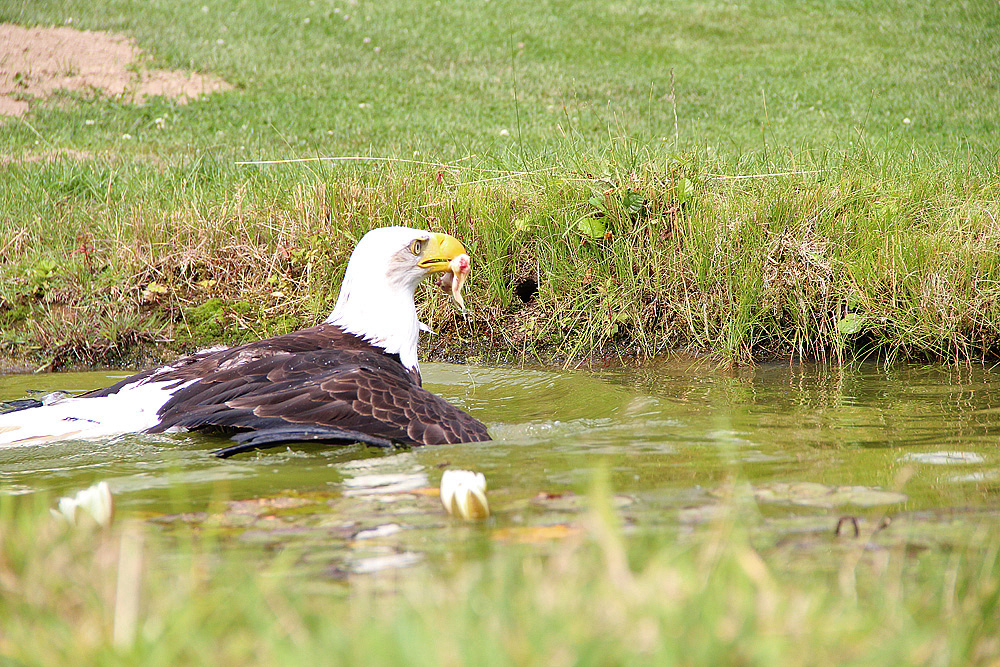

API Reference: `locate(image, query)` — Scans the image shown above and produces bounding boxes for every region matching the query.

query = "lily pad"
[753,482,907,508]
[530,491,634,512]
[342,472,429,495]
[492,523,581,544]
[899,451,985,465]
[227,496,315,515]
[349,551,423,574]
[353,523,404,540]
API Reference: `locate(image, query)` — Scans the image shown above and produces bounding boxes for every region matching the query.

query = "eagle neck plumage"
[324,231,428,373]
[326,288,422,372]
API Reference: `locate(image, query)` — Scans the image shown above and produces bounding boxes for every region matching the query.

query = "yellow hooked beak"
[417,233,467,271]
[417,233,471,310]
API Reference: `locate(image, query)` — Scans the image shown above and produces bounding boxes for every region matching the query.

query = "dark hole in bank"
[514,277,538,304]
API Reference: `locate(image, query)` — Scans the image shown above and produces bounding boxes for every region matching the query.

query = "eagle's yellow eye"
[410,239,424,255]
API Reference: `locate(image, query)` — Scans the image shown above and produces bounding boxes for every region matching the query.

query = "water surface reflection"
[2,360,999,568]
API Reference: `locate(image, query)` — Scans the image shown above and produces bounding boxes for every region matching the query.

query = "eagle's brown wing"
[88,324,490,454]
[150,352,490,446]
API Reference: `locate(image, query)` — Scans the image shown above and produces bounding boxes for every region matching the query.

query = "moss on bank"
[1,148,999,371]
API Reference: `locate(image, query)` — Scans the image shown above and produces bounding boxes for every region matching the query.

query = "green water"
[2,360,999,571]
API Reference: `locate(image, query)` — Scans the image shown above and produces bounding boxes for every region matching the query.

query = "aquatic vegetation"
[3,482,1000,666]
[4,357,1000,664]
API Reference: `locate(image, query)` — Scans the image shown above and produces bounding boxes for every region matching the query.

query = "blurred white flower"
[440,470,489,520]
[902,117,912,125]
[499,129,510,137]
[52,481,114,527]
[84,119,95,126]
[154,117,166,130]
[121,133,132,140]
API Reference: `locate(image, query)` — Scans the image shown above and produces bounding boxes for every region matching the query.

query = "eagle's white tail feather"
[0,379,194,447]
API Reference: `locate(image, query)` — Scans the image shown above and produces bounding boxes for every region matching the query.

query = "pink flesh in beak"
[442,253,470,309]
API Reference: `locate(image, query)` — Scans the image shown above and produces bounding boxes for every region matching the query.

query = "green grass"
[2,147,998,367]
[3,4,1000,660]
[0,0,998,367]
[3,0,998,157]
[3,489,1000,666]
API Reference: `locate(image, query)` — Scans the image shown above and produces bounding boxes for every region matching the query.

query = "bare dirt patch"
[0,23,233,117]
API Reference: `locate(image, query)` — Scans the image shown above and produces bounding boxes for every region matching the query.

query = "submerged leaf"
[492,524,580,543]
[899,451,985,465]
[754,482,907,508]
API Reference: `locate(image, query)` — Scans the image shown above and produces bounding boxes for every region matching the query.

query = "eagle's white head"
[325,226,471,371]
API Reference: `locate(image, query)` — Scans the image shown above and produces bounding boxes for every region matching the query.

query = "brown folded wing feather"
[87,324,490,446]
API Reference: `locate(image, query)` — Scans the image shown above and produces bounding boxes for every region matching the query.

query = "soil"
[0,23,232,117]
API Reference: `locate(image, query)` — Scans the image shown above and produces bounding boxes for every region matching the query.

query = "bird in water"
[0,226,491,457]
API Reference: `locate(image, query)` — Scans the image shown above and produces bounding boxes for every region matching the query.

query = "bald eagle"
[0,226,491,456]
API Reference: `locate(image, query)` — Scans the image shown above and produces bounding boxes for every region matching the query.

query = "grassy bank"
[3,490,1000,666]
[1,0,999,367]
[2,147,998,368]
